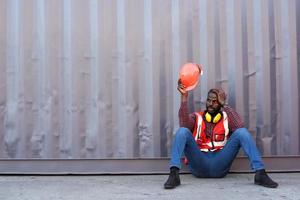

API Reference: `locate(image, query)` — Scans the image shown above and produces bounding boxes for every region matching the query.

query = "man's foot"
[254,169,278,188]
[164,167,181,189]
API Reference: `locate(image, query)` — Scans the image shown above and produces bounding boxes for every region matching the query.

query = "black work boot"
[164,167,181,189]
[254,169,278,188]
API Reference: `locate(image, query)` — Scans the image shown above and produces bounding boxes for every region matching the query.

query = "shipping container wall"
[0,0,299,159]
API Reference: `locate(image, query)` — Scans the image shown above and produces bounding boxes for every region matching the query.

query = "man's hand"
[177,79,188,102]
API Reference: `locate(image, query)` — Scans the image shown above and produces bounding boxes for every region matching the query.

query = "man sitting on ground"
[164,83,278,189]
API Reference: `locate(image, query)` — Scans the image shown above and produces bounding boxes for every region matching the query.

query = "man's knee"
[232,128,253,141]
[175,127,192,139]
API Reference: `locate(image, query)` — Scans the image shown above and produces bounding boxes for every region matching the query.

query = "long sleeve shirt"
[179,101,244,137]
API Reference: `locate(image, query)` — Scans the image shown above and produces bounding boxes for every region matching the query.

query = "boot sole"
[164,183,180,189]
[255,182,278,188]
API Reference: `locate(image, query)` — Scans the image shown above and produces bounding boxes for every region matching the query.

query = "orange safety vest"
[192,111,229,152]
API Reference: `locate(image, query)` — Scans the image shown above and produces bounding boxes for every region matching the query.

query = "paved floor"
[0,173,299,200]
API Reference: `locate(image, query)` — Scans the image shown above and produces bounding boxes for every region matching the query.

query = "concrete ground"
[0,173,299,200]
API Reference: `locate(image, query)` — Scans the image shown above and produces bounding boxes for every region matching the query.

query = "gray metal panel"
[0,0,299,173]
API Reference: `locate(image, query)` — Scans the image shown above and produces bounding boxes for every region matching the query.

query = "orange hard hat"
[179,63,203,91]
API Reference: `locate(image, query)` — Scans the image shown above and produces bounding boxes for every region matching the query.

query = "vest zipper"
[211,132,215,150]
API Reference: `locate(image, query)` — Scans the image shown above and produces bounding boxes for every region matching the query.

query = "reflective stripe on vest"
[194,111,229,152]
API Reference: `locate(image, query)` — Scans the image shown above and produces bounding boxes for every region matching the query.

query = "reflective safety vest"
[192,111,229,152]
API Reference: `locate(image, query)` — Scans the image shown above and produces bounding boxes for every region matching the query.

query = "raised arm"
[177,79,196,132]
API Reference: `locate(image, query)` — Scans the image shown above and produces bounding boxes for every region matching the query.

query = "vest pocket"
[214,134,225,142]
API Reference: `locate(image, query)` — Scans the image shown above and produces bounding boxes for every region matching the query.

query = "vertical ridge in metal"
[226,0,236,108]
[61,0,73,158]
[87,0,100,158]
[280,0,292,154]
[199,0,208,108]
[253,0,264,149]
[5,0,20,158]
[33,0,48,158]
[139,0,154,157]
[171,0,180,135]
[116,0,127,157]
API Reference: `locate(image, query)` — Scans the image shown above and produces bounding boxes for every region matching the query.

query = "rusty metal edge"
[0,156,299,174]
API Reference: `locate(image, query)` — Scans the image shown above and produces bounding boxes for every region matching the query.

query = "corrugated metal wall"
[0,0,299,160]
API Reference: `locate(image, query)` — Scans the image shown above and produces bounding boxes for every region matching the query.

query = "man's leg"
[169,127,208,170]
[165,127,209,189]
[212,127,264,175]
[216,128,278,188]
[229,128,264,170]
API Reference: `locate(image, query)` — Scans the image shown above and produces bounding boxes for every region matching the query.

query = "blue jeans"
[169,127,264,178]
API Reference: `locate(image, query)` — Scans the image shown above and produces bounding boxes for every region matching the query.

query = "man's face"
[206,92,221,115]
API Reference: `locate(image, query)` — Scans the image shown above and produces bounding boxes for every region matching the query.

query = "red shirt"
[179,102,244,136]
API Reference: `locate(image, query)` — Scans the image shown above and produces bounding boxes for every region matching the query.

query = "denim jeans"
[169,127,264,178]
